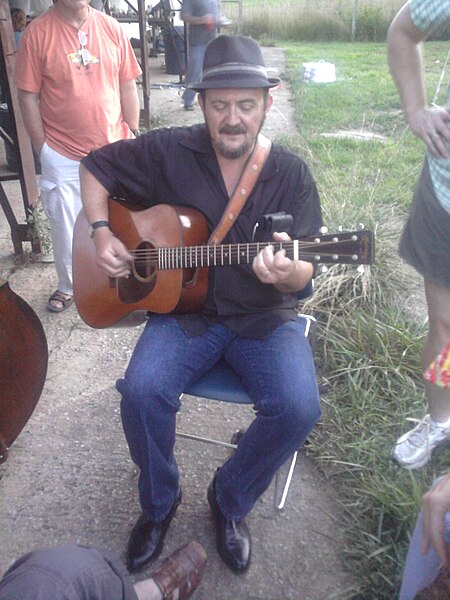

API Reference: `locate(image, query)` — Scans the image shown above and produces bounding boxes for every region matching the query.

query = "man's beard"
[217,139,251,159]
[208,117,266,160]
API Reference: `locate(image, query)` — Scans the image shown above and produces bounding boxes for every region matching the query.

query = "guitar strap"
[208,133,272,246]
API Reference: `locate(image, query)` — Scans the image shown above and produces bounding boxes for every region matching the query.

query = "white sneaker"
[392,414,450,470]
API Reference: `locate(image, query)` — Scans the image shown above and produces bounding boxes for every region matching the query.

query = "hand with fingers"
[252,232,314,294]
[422,472,450,569]
[93,227,132,278]
[408,104,450,159]
[252,231,295,285]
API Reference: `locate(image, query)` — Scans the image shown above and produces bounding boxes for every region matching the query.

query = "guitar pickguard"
[117,273,156,304]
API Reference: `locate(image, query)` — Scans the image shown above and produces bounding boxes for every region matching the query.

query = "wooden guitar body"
[73,199,375,329]
[0,279,48,463]
[73,201,209,328]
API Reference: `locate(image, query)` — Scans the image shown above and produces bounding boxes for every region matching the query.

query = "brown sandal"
[47,290,73,313]
[151,541,207,600]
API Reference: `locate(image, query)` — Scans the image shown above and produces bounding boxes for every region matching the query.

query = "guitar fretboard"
[158,241,300,269]
[129,232,373,269]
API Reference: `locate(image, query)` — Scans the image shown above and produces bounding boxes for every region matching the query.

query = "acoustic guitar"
[73,200,375,329]
[0,278,48,463]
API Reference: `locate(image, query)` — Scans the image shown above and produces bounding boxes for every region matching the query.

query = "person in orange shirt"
[14,0,141,312]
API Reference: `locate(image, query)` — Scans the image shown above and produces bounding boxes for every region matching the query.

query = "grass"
[272,41,450,597]
[284,41,447,214]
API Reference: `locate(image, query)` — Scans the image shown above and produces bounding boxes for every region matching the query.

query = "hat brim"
[189,75,281,92]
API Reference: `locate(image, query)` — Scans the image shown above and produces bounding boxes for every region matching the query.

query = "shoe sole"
[47,298,74,313]
[392,455,430,470]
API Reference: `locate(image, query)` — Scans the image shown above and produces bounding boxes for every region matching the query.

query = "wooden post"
[0,0,40,253]
[351,0,358,41]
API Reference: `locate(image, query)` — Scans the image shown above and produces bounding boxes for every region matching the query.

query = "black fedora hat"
[189,35,281,91]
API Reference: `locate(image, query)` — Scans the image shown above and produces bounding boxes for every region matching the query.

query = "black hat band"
[201,62,269,83]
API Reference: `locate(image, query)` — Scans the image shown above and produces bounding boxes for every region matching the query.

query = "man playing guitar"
[79,35,322,576]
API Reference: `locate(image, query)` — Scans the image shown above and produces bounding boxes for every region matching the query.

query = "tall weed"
[223,0,449,42]
[224,0,403,41]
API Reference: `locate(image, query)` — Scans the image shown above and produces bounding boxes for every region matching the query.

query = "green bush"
[241,11,348,42]
[236,9,388,43]
[223,0,423,42]
[354,5,392,42]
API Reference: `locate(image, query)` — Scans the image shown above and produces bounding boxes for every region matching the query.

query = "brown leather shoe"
[151,541,207,600]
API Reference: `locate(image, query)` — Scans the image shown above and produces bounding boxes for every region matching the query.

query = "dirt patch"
[320,129,387,141]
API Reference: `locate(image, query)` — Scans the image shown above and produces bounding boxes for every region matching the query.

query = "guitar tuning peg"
[338,225,343,232]
[359,223,365,230]
[320,265,328,273]
[357,265,365,274]
[319,226,328,234]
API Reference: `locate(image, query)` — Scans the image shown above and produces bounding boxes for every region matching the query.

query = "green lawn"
[282,41,447,215]
[272,40,449,598]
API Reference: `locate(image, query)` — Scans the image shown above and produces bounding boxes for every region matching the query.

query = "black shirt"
[81,124,323,338]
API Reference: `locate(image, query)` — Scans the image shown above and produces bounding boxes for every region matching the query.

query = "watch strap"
[89,220,110,238]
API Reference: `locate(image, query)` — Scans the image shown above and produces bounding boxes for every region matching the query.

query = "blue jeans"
[399,476,450,599]
[117,315,320,522]
[183,44,207,108]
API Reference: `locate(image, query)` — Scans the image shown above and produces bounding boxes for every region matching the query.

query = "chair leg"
[176,431,237,450]
[273,450,298,511]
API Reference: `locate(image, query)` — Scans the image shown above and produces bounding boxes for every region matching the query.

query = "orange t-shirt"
[14,6,142,160]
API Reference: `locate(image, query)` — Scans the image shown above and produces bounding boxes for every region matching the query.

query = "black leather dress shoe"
[126,490,181,573]
[207,477,251,573]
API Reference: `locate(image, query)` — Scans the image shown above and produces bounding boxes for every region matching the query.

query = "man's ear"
[198,93,205,115]
[266,93,274,114]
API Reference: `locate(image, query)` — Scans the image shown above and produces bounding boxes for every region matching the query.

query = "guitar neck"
[153,230,374,269]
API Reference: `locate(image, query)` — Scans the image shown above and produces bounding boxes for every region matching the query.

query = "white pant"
[39,143,81,296]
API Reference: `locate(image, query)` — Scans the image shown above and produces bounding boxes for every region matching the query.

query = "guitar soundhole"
[117,241,156,305]
[133,241,155,282]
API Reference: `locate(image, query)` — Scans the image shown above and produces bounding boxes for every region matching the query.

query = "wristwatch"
[131,128,141,137]
[88,220,111,238]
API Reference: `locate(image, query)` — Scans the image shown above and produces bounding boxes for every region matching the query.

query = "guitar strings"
[126,237,361,260]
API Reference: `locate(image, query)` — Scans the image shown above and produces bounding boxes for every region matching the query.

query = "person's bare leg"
[424,279,450,422]
[392,279,450,469]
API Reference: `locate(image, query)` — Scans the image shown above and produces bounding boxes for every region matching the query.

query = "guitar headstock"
[302,229,375,265]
